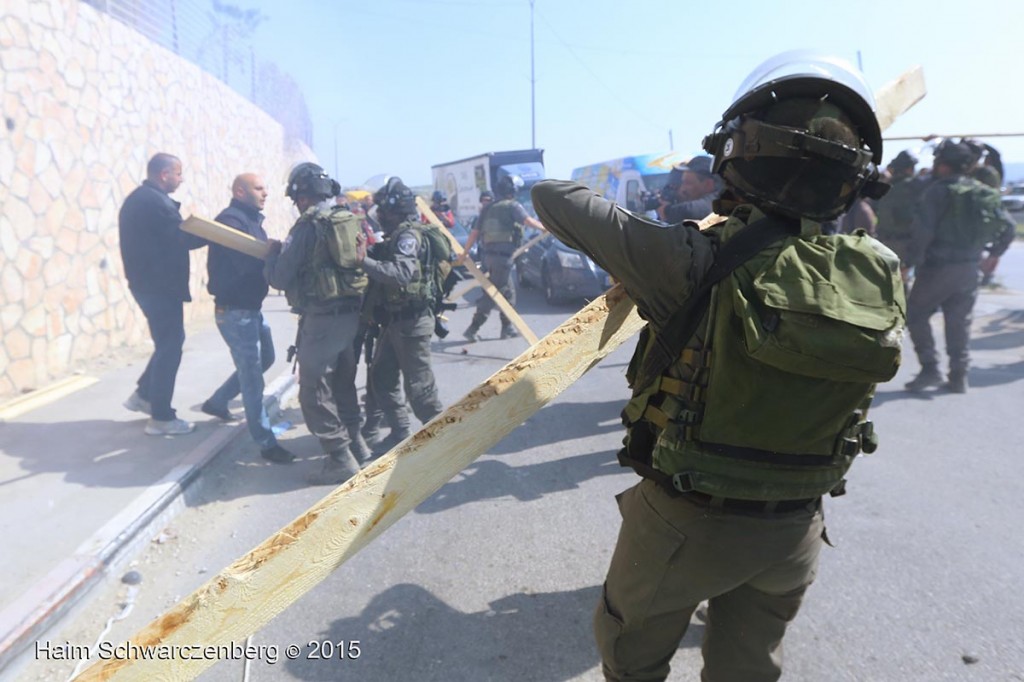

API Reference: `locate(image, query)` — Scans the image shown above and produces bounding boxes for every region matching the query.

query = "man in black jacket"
[200,174,294,463]
[119,153,205,436]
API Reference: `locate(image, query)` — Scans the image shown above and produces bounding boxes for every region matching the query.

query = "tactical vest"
[874,176,922,242]
[287,205,367,311]
[622,218,906,501]
[935,176,1005,251]
[479,199,524,247]
[377,220,452,311]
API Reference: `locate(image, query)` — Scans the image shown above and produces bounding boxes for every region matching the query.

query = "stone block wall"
[0,0,314,400]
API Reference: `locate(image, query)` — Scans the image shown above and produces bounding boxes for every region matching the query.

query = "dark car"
[515,228,612,305]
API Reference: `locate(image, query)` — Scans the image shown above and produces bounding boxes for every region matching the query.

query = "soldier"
[459,175,545,341]
[265,162,370,485]
[360,177,450,454]
[874,149,923,272]
[903,140,1016,393]
[532,51,905,681]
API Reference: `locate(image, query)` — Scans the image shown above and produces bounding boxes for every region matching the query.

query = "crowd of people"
[116,49,1017,681]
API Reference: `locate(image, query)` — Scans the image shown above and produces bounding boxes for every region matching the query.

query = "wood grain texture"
[180,216,271,260]
[75,285,644,681]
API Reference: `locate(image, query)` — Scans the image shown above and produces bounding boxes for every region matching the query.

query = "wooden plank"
[415,196,539,345]
[180,216,271,260]
[75,285,644,682]
[75,65,926,682]
[873,65,926,135]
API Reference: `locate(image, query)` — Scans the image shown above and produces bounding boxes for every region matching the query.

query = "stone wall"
[0,0,314,400]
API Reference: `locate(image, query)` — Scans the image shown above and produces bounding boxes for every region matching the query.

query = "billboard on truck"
[570,150,691,212]
[432,149,545,227]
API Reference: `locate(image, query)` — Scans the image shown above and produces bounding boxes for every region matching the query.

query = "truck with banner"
[431,149,545,228]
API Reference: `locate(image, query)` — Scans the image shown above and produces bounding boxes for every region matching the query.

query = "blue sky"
[247,0,1024,188]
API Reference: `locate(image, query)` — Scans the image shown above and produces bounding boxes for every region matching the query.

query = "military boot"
[500,323,519,339]
[904,365,943,392]
[463,313,487,342]
[944,371,969,394]
[372,410,412,455]
[307,446,361,485]
[361,409,384,447]
[346,422,373,464]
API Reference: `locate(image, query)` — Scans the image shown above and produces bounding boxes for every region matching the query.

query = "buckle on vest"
[671,472,695,493]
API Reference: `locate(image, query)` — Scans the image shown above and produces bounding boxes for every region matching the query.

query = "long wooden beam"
[416,196,539,344]
[75,66,926,682]
[180,216,271,259]
[75,285,644,681]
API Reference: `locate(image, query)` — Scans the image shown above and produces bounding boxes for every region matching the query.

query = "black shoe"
[307,448,360,485]
[260,444,296,464]
[349,432,374,464]
[463,327,481,342]
[943,374,969,393]
[371,430,410,456]
[904,367,943,392]
[201,400,239,422]
[500,325,519,339]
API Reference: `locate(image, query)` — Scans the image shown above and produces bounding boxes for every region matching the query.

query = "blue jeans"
[207,308,277,449]
[131,290,185,421]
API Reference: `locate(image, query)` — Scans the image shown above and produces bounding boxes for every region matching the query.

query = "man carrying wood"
[532,51,906,681]
[200,173,295,464]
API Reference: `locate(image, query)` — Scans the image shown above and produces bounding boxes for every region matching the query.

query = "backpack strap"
[634,214,800,391]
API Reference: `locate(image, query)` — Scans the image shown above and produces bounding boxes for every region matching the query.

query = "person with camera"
[459,175,545,341]
[532,51,905,681]
[360,177,451,455]
[653,154,721,223]
[425,189,455,229]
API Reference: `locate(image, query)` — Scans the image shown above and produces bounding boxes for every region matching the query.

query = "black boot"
[905,365,943,392]
[500,322,519,339]
[463,313,487,342]
[372,409,412,455]
[943,371,969,393]
[307,446,360,485]
[346,422,373,464]
[361,409,384,447]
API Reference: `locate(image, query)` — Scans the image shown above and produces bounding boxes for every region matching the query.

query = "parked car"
[1001,185,1024,213]
[515,228,612,305]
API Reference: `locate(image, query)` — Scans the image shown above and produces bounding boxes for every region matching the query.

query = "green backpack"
[480,199,524,246]
[296,205,367,306]
[939,177,1006,250]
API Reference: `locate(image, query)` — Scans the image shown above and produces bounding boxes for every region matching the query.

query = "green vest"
[935,176,1005,250]
[874,176,921,243]
[287,205,367,311]
[480,199,523,246]
[623,215,906,500]
[375,220,452,311]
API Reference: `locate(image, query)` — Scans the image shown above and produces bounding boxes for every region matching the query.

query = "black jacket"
[118,180,204,301]
[208,199,270,309]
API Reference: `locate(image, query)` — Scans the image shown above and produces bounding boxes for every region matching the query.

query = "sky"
[245,0,1024,189]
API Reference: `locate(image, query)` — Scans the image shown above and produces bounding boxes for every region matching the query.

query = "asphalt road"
[18,243,1024,682]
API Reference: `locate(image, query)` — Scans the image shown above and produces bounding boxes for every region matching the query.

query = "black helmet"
[933,139,975,172]
[702,51,886,221]
[373,176,417,216]
[888,150,918,172]
[479,190,495,202]
[431,190,447,204]
[495,174,524,198]
[286,162,339,201]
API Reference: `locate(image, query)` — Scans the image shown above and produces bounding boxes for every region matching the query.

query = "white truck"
[431,149,545,228]
[570,150,691,213]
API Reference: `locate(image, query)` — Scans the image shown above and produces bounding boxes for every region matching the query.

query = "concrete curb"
[0,372,297,672]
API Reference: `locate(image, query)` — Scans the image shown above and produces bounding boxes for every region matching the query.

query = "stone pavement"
[0,293,300,672]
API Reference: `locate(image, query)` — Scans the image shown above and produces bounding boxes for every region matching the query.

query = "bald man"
[201,174,294,463]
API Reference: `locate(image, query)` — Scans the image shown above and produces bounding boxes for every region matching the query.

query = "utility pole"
[530,0,536,149]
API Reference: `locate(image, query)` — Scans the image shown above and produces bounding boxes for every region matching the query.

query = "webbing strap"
[635,215,799,390]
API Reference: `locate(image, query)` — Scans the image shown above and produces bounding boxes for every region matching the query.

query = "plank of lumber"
[75,285,644,681]
[76,65,926,682]
[180,216,271,260]
[416,196,539,345]
[874,65,925,134]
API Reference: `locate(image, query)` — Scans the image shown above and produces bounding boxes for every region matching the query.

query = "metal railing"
[81,0,312,145]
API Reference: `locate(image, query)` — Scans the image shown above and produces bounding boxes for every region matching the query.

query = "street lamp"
[530,0,535,149]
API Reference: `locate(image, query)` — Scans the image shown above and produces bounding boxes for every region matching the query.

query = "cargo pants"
[297,311,361,454]
[906,261,980,376]
[595,480,824,682]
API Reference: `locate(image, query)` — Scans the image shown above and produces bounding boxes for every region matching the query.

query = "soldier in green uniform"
[266,163,370,485]
[360,177,450,454]
[903,140,1016,393]
[532,51,906,681]
[459,175,545,341]
[874,149,923,271]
